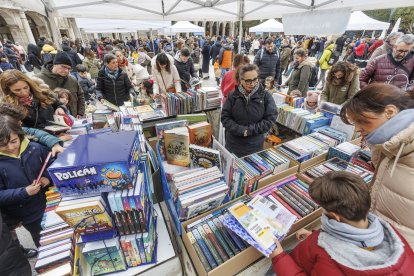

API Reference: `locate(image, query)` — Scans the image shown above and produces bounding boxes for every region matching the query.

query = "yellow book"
[164,127,190,167]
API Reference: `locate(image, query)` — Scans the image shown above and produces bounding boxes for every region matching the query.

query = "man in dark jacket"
[3,41,20,71]
[221,64,277,157]
[36,52,85,117]
[96,54,134,106]
[253,39,281,84]
[360,34,414,92]
[0,210,32,276]
[174,48,196,91]
[61,41,82,71]
[335,34,347,53]
[210,36,222,65]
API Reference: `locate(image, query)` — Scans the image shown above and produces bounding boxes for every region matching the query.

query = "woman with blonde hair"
[0,69,66,129]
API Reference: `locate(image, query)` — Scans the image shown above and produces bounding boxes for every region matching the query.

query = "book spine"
[212,218,240,255]
[270,192,302,219]
[281,186,315,211]
[136,235,147,264]
[192,229,218,269]
[197,226,223,265]
[207,221,235,257]
[202,223,229,262]
[276,190,308,217]
[288,183,319,209]
[219,214,247,250]
[187,232,212,272]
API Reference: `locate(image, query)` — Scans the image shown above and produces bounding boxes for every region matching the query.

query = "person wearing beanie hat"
[302,91,320,113]
[35,51,85,118]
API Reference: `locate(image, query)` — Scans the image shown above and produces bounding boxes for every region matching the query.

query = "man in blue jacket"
[254,39,281,85]
[209,36,222,65]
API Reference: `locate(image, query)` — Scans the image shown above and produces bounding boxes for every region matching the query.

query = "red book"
[270,191,301,219]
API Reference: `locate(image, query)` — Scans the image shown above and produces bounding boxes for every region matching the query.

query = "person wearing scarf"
[270,171,414,275]
[340,83,414,249]
[221,64,277,157]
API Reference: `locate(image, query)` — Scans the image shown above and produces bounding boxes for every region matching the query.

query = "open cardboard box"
[181,173,322,276]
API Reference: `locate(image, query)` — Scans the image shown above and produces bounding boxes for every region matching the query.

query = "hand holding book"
[269,238,283,259]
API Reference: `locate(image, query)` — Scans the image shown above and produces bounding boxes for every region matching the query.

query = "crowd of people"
[0,28,414,275]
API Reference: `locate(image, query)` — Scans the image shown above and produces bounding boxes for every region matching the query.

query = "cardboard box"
[256,159,299,190]
[181,173,323,276]
[48,131,140,196]
[273,145,327,172]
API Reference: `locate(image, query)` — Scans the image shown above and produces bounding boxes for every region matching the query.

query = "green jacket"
[320,69,360,105]
[287,59,314,97]
[319,44,335,70]
[23,127,63,149]
[36,65,85,116]
[83,57,101,79]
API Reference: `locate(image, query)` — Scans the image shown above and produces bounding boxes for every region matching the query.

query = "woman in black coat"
[96,54,134,106]
[221,64,277,157]
[201,39,211,79]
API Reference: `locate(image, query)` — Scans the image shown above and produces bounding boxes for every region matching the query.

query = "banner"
[283,8,351,36]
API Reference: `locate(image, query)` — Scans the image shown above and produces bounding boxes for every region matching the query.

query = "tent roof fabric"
[170,21,204,33]
[49,0,414,21]
[346,11,390,30]
[76,18,171,33]
[249,19,283,33]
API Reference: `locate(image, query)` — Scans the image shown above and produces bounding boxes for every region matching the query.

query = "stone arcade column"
[19,10,36,45]
[221,21,226,37]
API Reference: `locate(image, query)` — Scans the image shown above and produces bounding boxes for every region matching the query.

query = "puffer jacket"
[360,53,414,92]
[319,43,335,70]
[320,68,360,105]
[96,66,133,106]
[221,84,277,157]
[174,54,196,90]
[35,64,85,116]
[253,48,281,81]
[286,59,314,97]
[370,122,414,249]
[209,41,222,65]
[218,44,233,69]
[369,43,390,62]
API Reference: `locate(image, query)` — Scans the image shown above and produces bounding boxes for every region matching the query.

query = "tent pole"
[238,0,244,54]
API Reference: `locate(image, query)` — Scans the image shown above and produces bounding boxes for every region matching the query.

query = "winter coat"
[62,44,82,69]
[36,65,85,116]
[96,66,133,106]
[221,70,237,102]
[0,139,52,225]
[253,48,281,81]
[218,45,233,69]
[23,127,62,149]
[370,122,414,249]
[272,227,414,275]
[27,43,42,70]
[201,44,211,73]
[209,41,222,65]
[21,97,66,129]
[174,54,196,90]
[280,46,292,70]
[151,54,181,95]
[3,45,18,61]
[369,43,390,62]
[319,43,335,70]
[320,69,360,105]
[355,43,367,58]
[287,59,314,97]
[0,62,14,71]
[0,210,32,276]
[252,40,260,50]
[360,53,414,92]
[221,84,277,157]
[82,57,101,79]
[78,76,96,101]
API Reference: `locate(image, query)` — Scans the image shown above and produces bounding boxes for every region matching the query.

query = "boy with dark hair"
[270,171,414,275]
[76,64,96,102]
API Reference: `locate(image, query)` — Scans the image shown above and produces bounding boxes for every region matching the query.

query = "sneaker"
[22,247,38,258]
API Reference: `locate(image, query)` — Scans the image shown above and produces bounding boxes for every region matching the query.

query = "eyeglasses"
[395,49,410,54]
[242,77,258,85]
[59,65,72,70]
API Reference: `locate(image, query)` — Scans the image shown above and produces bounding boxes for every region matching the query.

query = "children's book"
[188,121,212,147]
[189,144,221,169]
[164,127,190,167]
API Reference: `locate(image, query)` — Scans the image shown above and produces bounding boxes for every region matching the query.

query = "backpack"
[42,52,53,63]
[327,49,340,66]
[308,66,318,87]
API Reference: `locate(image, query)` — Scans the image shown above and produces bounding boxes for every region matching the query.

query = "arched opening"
[212,22,217,36]
[0,15,13,42]
[205,22,211,36]
[225,22,230,37]
[198,22,203,27]
[26,14,40,43]
[219,23,223,36]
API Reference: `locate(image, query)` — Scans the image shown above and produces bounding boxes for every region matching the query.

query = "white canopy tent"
[346,11,390,30]
[170,21,205,33]
[249,19,283,33]
[75,18,171,33]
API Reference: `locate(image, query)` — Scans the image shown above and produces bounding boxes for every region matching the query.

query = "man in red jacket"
[270,171,414,275]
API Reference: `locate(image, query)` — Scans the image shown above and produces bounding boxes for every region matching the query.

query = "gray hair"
[385,32,403,43]
[395,34,414,46]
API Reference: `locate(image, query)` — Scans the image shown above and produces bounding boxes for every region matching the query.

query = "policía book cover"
[164,127,190,166]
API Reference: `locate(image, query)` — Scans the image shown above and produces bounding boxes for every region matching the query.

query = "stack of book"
[184,200,250,272]
[92,109,112,124]
[135,105,165,121]
[222,193,297,256]
[230,158,261,199]
[272,92,288,105]
[160,92,194,116]
[327,142,361,162]
[241,148,290,178]
[276,106,330,134]
[351,149,374,172]
[251,175,320,219]
[199,87,222,109]
[300,157,374,184]
[170,166,228,221]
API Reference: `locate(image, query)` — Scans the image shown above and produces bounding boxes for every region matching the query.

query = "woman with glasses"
[221,64,277,157]
[0,69,67,129]
[320,61,359,105]
[285,48,315,97]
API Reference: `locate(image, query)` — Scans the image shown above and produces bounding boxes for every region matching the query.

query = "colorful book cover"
[188,121,212,147]
[187,231,212,272]
[189,145,221,169]
[155,120,188,160]
[192,229,218,269]
[164,127,190,167]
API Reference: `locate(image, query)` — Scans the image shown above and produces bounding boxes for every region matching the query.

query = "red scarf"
[18,95,33,106]
[118,58,128,68]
